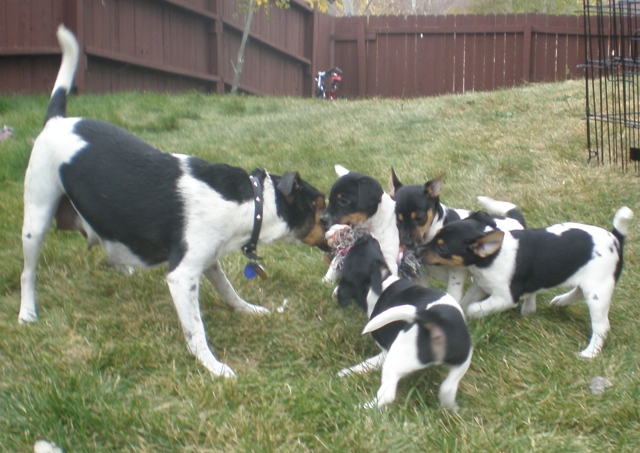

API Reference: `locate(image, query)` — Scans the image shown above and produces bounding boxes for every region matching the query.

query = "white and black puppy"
[320,166,399,281]
[20,25,327,378]
[389,169,525,304]
[420,208,633,358]
[336,233,472,410]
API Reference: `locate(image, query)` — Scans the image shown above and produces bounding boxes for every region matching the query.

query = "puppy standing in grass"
[420,208,633,358]
[334,232,472,410]
[20,25,327,377]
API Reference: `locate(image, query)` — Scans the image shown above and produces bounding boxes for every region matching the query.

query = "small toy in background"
[0,125,13,141]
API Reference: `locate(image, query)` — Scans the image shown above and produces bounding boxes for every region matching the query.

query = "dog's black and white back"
[336,233,472,410]
[20,25,327,377]
[389,169,525,304]
[421,208,633,358]
[321,166,400,281]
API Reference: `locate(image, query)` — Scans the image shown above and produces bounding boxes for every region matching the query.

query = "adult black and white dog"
[320,165,399,283]
[389,169,525,304]
[420,208,633,358]
[19,25,328,377]
[335,232,472,410]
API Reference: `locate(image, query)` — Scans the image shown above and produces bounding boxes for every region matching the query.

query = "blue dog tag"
[244,262,267,280]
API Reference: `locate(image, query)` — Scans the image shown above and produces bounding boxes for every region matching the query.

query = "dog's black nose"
[320,213,331,230]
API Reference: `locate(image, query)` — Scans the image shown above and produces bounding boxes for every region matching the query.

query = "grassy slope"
[0,81,639,452]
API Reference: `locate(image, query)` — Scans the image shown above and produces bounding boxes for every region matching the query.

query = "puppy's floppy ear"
[356,176,384,210]
[424,173,444,198]
[388,167,403,199]
[468,210,498,229]
[471,230,504,258]
[369,261,384,296]
[336,281,355,308]
[277,171,301,196]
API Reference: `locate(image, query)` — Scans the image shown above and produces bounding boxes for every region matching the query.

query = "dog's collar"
[242,169,266,261]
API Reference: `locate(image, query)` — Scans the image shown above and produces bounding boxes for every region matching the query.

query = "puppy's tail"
[612,206,633,281]
[362,305,417,335]
[477,195,527,228]
[45,24,79,124]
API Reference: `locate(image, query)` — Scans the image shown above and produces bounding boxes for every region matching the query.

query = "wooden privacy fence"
[0,0,315,96]
[321,14,586,98]
[0,0,588,98]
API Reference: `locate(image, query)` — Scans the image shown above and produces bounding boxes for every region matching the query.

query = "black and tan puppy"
[389,169,525,304]
[321,165,400,281]
[420,208,633,358]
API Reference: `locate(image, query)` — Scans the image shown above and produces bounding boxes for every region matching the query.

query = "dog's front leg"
[465,294,517,319]
[337,352,387,377]
[446,268,470,303]
[459,282,487,310]
[166,266,235,377]
[520,294,537,316]
[204,262,269,314]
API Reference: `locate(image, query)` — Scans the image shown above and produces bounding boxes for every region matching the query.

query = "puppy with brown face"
[321,166,400,279]
[420,208,633,358]
[336,232,473,411]
[389,169,525,304]
[20,25,328,378]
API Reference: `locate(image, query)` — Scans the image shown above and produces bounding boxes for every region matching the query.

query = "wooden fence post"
[357,20,367,98]
[522,20,533,83]
[64,0,84,92]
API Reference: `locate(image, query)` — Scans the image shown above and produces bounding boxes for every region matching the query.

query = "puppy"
[420,208,633,358]
[336,233,472,410]
[320,166,400,282]
[389,169,525,303]
[20,25,327,377]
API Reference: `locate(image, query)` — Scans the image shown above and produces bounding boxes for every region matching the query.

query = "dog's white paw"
[34,440,63,453]
[213,364,237,378]
[322,273,337,285]
[579,348,599,359]
[363,398,378,409]
[550,294,572,307]
[18,311,38,324]
[246,304,269,315]
[520,300,536,316]
[465,303,486,320]
[337,367,353,378]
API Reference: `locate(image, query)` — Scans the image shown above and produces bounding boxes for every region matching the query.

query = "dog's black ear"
[424,173,444,198]
[277,172,301,196]
[468,210,497,229]
[336,281,354,308]
[472,230,504,258]
[369,262,384,297]
[388,167,403,199]
[357,175,384,211]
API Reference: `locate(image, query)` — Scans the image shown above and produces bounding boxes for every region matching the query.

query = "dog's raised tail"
[362,305,417,335]
[613,206,633,237]
[45,24,80,124]
[477,195,527,228]
[612,206,633,281]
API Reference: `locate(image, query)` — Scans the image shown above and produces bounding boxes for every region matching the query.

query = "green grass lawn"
[1,80,639,452]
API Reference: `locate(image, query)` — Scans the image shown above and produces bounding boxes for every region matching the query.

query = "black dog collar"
[242,170,265,261]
